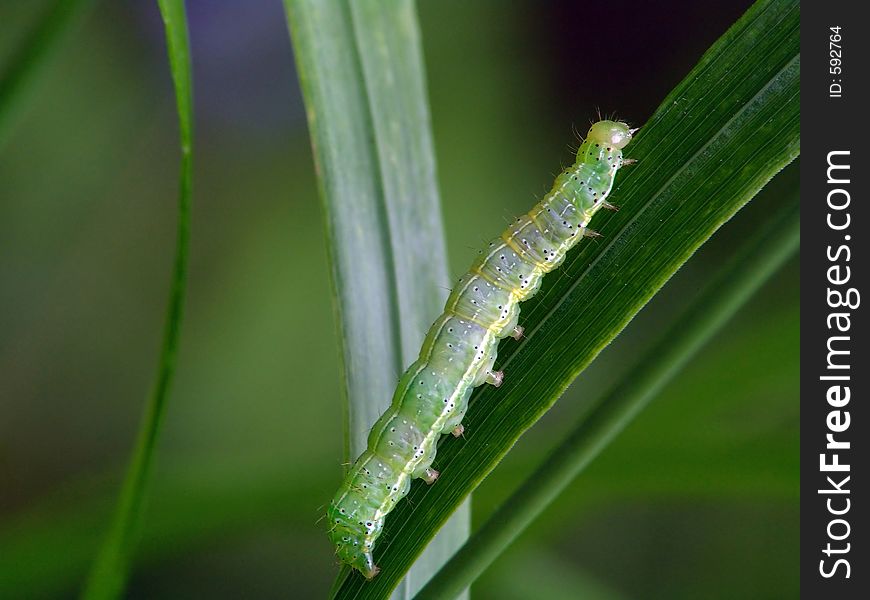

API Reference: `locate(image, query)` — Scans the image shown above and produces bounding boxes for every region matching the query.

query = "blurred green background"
[1,1,797,598]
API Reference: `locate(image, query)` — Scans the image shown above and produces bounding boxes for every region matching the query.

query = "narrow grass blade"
[417,199,800,599]
[0,0,95,146]
[283,1,466,596]
[333,0,799,596]
[80,1,193,598]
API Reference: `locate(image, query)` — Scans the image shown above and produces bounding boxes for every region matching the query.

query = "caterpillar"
[327,120,636,579]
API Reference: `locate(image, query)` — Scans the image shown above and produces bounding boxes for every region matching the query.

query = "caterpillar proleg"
[327,120,635,579]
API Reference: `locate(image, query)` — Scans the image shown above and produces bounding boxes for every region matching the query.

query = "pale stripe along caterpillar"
[327,120,636,579]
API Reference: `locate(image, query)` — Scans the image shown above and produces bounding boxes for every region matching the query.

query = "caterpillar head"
[586,120,634,150]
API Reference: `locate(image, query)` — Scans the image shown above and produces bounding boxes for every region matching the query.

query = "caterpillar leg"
[485,370,504,387]
[510,325,524,341]
[621,158,638,166]
[422,468,440,484]
[583,228,603,239]
[600,201,619,211]
[362,560,380,580]
[451,424,464,437]
[347,549,379,580]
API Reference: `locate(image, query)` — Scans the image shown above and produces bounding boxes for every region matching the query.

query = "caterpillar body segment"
[327,120,635,579]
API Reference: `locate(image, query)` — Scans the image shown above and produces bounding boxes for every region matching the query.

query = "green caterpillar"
[328,120,635,579]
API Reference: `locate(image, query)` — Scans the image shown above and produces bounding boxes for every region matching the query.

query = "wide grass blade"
[0,0,95,146]
[332,0,799,597]
[80,1,193,598]
[417,199,799,599]
[283,1,467,596]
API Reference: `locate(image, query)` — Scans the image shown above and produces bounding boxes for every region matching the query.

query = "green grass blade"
[80,1,193,598]
[332,0,799,596]
[0,0,95,146]
[417,199,799,600]
[283,1,466,597]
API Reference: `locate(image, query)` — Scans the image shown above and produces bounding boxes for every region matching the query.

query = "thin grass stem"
[80,1,193,598]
